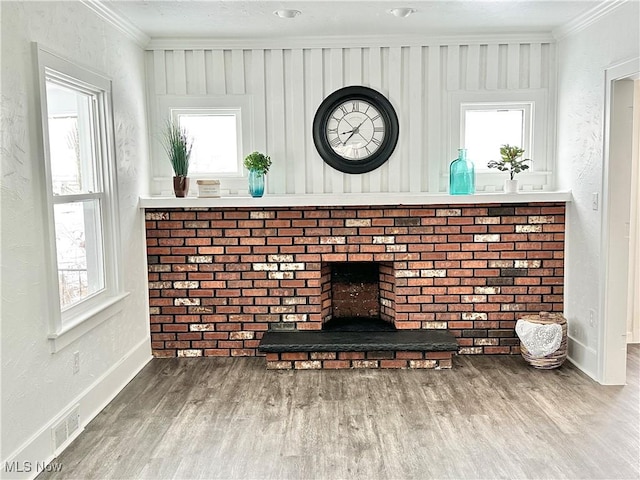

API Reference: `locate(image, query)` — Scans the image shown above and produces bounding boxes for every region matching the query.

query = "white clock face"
[325,100,386,161]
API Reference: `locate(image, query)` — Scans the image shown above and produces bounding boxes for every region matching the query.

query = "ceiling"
[102,0,607,40]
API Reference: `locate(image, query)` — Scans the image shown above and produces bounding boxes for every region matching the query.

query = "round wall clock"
[312,86,399,174]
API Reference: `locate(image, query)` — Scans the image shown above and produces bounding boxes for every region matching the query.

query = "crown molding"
[145,32,555,51]
[80,0,150,48]
[553,0,629,40]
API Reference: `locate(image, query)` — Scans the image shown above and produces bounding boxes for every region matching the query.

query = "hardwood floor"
[39,346,639,480]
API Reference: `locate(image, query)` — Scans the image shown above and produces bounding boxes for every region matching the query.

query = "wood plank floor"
[39,346,639,480]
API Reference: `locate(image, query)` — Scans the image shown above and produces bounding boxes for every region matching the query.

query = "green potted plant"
[487,144,530,193]
[243,151,272,198]
[161,121,193,197]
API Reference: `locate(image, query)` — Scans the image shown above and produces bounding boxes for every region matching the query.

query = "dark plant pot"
[173,176,189,197]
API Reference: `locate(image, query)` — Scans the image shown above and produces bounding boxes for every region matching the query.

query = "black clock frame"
[312,86,399,174]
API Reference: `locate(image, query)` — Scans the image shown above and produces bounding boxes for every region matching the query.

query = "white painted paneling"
[266,49,286,194]
[408,46,423,193]
[466,44,480,91]
[172,49,187,95]
[189,49,206,95]
[231,49,245,95]
[485,44,500,90]
[447,45,460,91]
[147,38,555,195]
[290,49,306,195]
[387,46,403,193]
[427,45,443,192]
[347,47,362,194]
[507,43,520,90]
[529,42,542,89]
[307,48,324,194]
[210,50,226,94]
[328,48,344,194]
[153,49,167,95]
[367,46,383,193]
[250,49,267,155]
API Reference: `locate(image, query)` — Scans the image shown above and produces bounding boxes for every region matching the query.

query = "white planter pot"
[504,179,519,193]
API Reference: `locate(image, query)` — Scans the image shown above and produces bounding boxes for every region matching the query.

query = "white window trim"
[460,101,533,170]
[36,45,126,352]
[152,95,254,195]
[448,89,553,191]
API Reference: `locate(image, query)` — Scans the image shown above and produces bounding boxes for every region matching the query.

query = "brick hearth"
[145,203,565,359]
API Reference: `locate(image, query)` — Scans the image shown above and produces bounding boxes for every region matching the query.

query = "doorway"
[601,57,640,385]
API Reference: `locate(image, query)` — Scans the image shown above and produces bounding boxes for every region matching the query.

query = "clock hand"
[343,119,368,143]
[344,129,358,143]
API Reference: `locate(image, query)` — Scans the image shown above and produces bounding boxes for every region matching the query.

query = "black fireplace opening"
[322,262,396,332]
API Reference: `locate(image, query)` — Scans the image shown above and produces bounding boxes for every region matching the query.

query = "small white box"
[196,180,220,198]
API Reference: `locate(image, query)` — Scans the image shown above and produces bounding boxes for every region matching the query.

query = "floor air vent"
[51,405,80,452]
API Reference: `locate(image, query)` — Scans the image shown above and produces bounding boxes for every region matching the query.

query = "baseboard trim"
[1,337,151,480]
[567,335,598,382]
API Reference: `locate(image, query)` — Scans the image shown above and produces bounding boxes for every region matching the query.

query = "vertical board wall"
[146,40,555,195]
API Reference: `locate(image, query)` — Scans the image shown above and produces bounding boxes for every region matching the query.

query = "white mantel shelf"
[139,191,572,209]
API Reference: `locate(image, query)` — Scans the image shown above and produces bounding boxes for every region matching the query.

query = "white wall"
[146,38,556,195]
[556,1,640,380]
[0,2,151,476]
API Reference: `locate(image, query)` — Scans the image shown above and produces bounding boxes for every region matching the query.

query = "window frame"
[449,90,553,191]
[460,102,533,171]
[37,46,126,352]
[153,95,254,195]
[170,107,243,177]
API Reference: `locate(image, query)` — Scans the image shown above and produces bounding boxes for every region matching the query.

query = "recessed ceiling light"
[273,9,301,19]
[388,7,416,18]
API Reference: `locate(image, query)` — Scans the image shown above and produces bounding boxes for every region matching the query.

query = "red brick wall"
[145,203,565,358]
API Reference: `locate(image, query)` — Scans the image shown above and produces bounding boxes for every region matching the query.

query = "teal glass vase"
[248,169,265,198]
[449,148,475,195]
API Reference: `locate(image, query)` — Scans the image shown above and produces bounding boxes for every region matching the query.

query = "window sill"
[48,292,130,353]
[139,191,572,209]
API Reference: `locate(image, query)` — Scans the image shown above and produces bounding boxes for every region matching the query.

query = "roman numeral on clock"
[329,136,342,148]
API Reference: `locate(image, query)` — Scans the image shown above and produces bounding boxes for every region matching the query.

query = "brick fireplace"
[145,202,565,360]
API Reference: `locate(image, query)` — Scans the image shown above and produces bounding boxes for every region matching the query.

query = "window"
[46,82,106,309]
[449,90,552,191]
[172,108,242,176]
[461,103,532,170]
[153,96,253,194]
[38,47,124,348]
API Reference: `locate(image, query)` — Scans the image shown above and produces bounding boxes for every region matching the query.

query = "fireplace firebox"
[321,261,396,331]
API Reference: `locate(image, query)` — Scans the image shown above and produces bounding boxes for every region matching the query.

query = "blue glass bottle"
[449,148,475,195]
[248,169,265,197]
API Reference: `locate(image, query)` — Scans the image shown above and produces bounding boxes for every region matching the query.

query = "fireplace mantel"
[139,191,572,209]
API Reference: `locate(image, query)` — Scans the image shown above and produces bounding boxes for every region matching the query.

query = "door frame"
[599,56,640,384]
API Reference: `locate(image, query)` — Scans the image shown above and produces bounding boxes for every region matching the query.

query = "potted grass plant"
[243,151,272,198]
[161,121,193,197]
[487,144,530,193]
